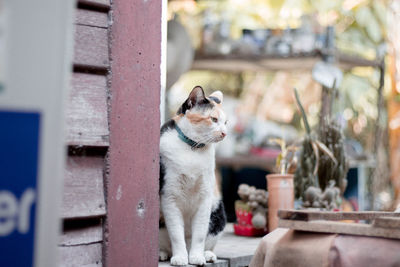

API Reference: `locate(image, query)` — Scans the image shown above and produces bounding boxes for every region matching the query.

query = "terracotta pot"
[267,174,294,231]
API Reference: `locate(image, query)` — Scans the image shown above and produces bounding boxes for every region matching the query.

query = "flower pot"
[234,200,267,236]
[267,174,294,231]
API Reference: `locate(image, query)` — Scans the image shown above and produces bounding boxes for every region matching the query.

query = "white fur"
[159,96,227,266]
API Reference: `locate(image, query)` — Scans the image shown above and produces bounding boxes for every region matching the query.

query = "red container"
[234,200,268,236]
[236,207,253,226]
[233,224,267,237]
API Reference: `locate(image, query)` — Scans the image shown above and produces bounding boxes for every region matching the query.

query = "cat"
[159,86,227,266]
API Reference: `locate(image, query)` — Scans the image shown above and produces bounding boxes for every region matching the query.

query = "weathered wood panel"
[60,223,103,246]
[78,0,110,10]
[62,156,106,219]
[373,217,400,229]
[58,243,102,267]
[66,73,109,146]
[278,219,400,240]
[75,9,109,28]
[105,0,161,266]
[278,209,400,221]
[74,24,109,69]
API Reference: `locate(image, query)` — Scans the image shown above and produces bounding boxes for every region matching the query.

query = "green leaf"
[365,14,382,43]
[355,6,371,27]
[372,1,387,27]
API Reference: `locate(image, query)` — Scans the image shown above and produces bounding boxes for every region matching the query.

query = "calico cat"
[159,86,227,266]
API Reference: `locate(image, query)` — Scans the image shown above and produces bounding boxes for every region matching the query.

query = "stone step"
[158,224,263,267]
[158,259,228,267]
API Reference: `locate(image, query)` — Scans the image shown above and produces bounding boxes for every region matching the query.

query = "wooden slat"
[192,51,380,72]
[66,73,109,146]
[78,0,110,10]
[74,24,109,70]
[373,217,400,229]
[75,9,108,28]
[58,243,102,267]
[60,223,103,246]
[192,55,320,72]
[62,156,106,219]
[278,219,400,240]
[278,209,400,221]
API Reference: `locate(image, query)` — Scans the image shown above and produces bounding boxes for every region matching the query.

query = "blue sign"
[0,111,40,267]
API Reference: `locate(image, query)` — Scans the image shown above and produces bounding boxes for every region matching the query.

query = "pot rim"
[266,173,294,179]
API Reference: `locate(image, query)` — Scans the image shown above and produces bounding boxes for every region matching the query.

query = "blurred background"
[165,0,400,221]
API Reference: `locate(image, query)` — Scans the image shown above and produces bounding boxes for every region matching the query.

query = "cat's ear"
[188,86,207,106]
[176,86,207,115]
[209,91,223,104]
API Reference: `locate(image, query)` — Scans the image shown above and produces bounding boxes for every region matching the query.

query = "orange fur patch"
[186,113,212,125]
[172,114,184,122]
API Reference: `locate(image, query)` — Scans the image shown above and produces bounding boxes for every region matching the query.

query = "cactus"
[293,88,318,198]
[293,88,347,206]
[318,117,349,193]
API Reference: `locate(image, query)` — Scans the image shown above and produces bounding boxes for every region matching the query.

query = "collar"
[174,124,205,149]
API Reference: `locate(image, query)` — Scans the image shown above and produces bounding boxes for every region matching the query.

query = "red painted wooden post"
[105,0,161,266]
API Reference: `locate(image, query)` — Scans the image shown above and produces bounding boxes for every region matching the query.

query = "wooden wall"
[59,0,161,265]
[59,0,110,266]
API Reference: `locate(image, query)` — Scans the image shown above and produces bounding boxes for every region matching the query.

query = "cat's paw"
[159,250,169,261]
[170,255,188,266]
[189,253,206,266]
[204,251,217,262]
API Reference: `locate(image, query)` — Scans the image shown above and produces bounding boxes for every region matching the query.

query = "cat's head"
[176,86,227,144]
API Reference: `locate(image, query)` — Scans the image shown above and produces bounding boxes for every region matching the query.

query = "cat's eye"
[225,120,228,125]
[211,117,218,123]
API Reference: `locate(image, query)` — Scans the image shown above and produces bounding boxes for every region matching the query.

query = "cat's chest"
[160,132,215,173]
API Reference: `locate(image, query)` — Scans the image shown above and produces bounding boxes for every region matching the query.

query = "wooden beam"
[105,0,161,266]
[278,209,400,221]
[278,219,400,240]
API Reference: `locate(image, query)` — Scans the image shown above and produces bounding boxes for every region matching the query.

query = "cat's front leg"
[189,198,212,265]
[161,195,188,266]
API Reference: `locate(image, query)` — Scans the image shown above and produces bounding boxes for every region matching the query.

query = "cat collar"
[174,124,206,149]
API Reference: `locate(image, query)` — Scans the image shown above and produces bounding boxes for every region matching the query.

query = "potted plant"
[234,184,268,236]
[266,138,297,231]
[293,88,348,210]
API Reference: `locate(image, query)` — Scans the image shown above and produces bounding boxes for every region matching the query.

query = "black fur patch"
[176,97,214,115]
[159,158,165,194]
[209,96,221,104]
[160,119,176,135]
[160,120,176,194]
[208,201,227,236]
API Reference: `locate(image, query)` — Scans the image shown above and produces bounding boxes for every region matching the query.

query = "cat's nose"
[221,132,226,138]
